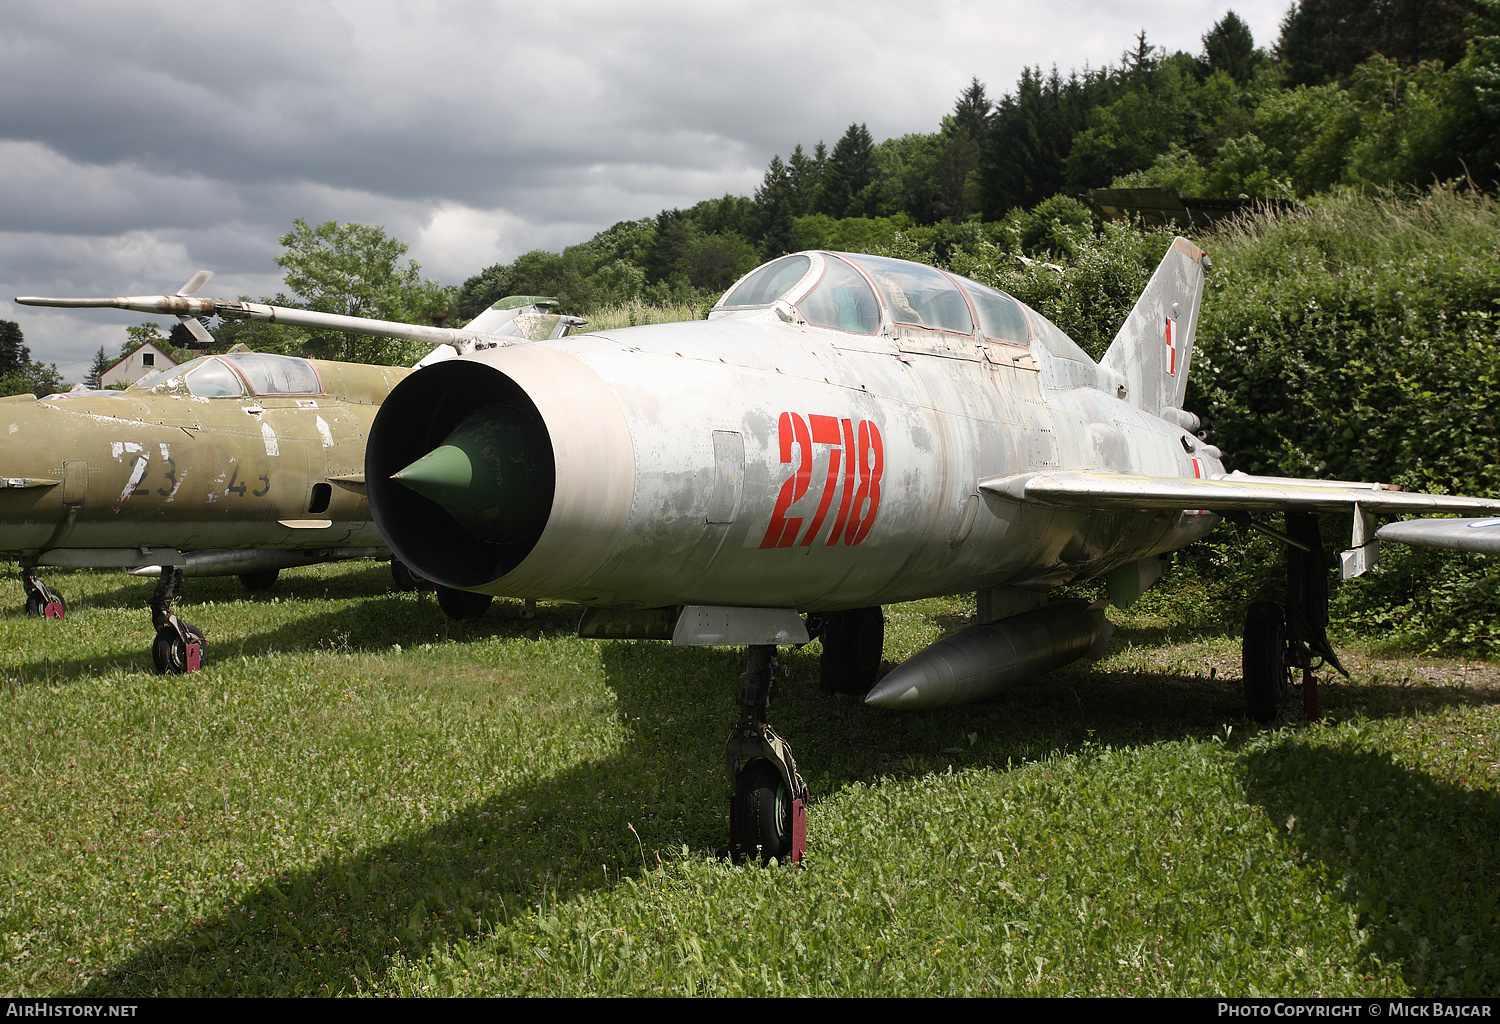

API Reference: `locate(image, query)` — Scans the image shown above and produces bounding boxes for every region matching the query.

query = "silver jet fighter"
[361,240,1500,864]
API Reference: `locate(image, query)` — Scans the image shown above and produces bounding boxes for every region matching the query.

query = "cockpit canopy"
[713,251,1034,346]
[135,353,323,399]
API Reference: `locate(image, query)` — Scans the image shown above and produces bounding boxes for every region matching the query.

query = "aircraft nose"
[390,405,552,545]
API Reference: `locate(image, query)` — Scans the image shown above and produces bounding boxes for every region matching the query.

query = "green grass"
[0,563,1495,996]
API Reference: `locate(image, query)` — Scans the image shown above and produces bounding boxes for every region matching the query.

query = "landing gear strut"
[149,567,204,675]
[726,645,808,864]
[21,568,65,619]
[1240,512,1347,723]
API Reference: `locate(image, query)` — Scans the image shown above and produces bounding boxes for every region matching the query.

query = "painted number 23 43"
[760,412,884,549]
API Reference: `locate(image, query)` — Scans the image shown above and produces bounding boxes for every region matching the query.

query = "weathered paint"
[0,353,406,564]
[366,246,1223,611]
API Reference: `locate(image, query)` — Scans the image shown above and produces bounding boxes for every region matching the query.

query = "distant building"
[99,342,179,387]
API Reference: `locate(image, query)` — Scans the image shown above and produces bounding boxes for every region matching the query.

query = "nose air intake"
[391,405,553,545]
[366,361,556,589]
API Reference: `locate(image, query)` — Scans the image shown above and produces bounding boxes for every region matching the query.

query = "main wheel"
[733,758,792,864]
[1243,601,1288,723]
[818,607,885,695]
[391,559,426,592]
[238,570,279,592]
[437,586,493,621]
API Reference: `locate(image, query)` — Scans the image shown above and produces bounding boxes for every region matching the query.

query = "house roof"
[102,341,181,377]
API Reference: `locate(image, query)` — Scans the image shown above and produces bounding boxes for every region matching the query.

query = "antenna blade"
[177,271,213,296]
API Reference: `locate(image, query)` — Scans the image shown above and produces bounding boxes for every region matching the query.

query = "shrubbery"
[885,186,1500,652]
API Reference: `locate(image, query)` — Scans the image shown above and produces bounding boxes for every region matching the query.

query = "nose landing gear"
[726,645,808,864]
[149,567,204,675]
[21,568,65,619]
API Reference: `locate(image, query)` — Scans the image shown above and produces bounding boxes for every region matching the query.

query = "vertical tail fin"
[1100,236,1210,417]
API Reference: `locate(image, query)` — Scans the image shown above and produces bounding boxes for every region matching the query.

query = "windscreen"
[184,358,245,398]
[723,254,813,306]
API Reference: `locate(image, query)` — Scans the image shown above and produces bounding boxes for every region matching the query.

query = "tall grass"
[579,298,711,332]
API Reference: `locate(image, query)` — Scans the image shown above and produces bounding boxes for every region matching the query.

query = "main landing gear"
[811,607,885,696]
[149,567,204,675]
[726,645,809,864]
[21,568,65,619]
[1241,511,1347,723]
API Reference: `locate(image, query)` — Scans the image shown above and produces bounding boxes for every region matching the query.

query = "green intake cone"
[392,404,553,544]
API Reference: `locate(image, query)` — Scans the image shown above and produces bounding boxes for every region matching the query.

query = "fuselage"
[367,262,1223,611]
[0,354,407,561]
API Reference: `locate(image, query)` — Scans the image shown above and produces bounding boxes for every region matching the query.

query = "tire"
[152,628,187,675]
[1243,601,1287,724]
[391,559,425,592]
[25,585,65,619]
[238,570,279,592]
[437,586,492,621]
[733,758,791,864]
[818,607,885,695]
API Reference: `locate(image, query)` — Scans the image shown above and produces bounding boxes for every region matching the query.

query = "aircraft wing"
[979,470,1500,516]
[1374,517,1500,554]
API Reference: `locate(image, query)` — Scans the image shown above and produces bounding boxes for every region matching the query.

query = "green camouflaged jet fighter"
[0,350,406,671]
[10,273,583,672]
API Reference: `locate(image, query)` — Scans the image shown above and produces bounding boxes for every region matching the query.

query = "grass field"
[0,561,1495,996]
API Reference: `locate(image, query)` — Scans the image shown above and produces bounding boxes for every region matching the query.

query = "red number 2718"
[760,412,883,549]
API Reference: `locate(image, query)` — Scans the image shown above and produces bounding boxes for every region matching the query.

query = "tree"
[817,123,878,218]
[1201,11,1260,85]
[754,155,797,256]
[85,347,111,389]
[0,320,65,397]
[0,320,29,375]
[1277,0,1474,87]
[0,361,64,398]
[272,218,449,364]
[786,143,823,216]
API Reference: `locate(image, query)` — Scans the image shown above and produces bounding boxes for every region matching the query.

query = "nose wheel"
[152,622,205,674]
[149,567,204,674]
[21,569,65,619]
[726,645,808,864]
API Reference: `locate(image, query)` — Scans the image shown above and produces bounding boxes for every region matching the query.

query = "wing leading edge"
[979,469,1500,579]
[979,470,1500,516]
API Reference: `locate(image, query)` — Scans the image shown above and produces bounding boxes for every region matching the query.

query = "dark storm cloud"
[1,0,1289,377]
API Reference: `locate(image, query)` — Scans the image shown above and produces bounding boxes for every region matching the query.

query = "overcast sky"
[1,0,1293,381]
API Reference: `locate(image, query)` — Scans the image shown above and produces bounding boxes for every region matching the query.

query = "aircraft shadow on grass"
[1242,740,1500,993]
[73,608,1500,996]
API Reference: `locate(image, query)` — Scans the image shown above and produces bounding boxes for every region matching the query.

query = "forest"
[450,0,1500,315]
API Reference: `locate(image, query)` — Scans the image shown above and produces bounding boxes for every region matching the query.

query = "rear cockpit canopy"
[711,250,1044,351]
[136,353,324,399]
[463,296,578,341]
